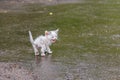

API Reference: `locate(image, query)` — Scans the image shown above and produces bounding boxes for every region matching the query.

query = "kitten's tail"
[29,31,34,44]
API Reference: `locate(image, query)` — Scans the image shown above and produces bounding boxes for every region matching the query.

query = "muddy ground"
[0,62,34,80]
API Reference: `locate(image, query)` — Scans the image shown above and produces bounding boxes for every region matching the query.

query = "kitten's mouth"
[51,39,56,43]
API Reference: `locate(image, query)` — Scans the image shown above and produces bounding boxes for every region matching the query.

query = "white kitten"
[29,29,59,56]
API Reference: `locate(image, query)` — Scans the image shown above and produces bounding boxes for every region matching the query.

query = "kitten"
[29,29,59,56]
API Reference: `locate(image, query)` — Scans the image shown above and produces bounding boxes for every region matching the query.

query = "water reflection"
[35,55,40,64]
[34,55,61,80]
[33,53,120,80]
[35,55,52,65]
[34,55,81,80]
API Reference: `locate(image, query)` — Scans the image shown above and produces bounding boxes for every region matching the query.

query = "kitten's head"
[45,29,59,43]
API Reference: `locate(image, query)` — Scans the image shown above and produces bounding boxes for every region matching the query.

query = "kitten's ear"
[55,29,59,33]
[45,30,51,35]
[45,30,48,35]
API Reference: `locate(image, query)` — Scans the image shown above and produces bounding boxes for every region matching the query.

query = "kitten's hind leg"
[41,45,46,57]
[32,45,39,56]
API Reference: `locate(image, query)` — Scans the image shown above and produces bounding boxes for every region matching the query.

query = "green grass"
[0,1,120,62]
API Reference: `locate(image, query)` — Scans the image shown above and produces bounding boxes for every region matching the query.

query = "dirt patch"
[0,62,35,80]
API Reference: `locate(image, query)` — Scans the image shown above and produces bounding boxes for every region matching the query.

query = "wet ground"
[0,0,120,80]
[28,53,120,80]
[1,53,120,80]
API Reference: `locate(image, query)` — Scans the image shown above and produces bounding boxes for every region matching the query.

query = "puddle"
[15,53,120,80]
[1,52,120,80]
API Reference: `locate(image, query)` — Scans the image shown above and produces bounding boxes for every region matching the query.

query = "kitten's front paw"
[48,51,52,54]
[41,53,45,57]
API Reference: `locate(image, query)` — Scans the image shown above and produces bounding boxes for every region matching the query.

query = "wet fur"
[29,29,59,56]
